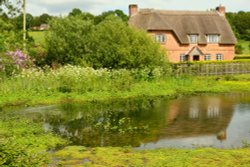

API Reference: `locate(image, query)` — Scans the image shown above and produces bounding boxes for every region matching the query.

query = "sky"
[26,0,250,16]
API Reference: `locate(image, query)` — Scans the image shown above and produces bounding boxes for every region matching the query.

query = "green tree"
[39,13,52,24]
[94,10,128,24]
[13,13,33,30]
[45,15,94,65]
[45,15,165,69]
[226,11,250,40]
[69,8,82,16]
[0,0,21,17]
[85,16,165,69]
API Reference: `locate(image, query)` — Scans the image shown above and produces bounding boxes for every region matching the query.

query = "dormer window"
[207,34,220,43]
[155,34,166,43]
[189,34,198,44]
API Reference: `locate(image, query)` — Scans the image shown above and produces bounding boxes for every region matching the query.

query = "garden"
[1,1,250,166]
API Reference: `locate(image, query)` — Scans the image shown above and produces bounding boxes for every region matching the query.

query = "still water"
[10,94,250,149]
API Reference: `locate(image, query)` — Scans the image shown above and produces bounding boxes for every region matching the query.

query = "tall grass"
[1,65,250,107]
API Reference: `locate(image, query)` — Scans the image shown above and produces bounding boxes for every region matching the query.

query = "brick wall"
[149,31,235,63]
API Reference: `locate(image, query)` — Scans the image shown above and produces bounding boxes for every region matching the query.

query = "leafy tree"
[226,11,250,40]
[94,10,128,24]
[13,13,33,30]
[69,8,82,16]
[39,13,52,24]
[0,0,21,17]
[85,16,165,69]
[45,16,94,65]
[45,15,165,69]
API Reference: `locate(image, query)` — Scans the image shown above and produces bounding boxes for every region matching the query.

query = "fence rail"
[172,62,250,76]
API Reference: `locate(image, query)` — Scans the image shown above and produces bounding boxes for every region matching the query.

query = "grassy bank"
[1,65,250,108]
[1,66,250,166]
[53,146,250,167]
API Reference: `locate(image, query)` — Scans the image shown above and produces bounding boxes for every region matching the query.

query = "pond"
[4,94,250,149]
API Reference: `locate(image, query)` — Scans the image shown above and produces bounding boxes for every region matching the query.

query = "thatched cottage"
[128,4,237,62]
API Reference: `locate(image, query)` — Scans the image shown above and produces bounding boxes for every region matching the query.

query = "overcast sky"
[26,0,250,16]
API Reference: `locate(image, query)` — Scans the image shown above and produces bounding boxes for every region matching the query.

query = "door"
[193,55,200,61]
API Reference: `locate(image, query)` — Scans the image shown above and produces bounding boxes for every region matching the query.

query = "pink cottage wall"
[149,31,235,63]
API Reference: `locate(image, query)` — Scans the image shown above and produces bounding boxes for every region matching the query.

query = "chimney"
[129,4,138,17]
[216,4,226,16]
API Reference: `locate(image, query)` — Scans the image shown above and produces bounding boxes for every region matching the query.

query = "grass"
[29,31,46,46]
[53,146,250,167]
[1,66,250,166]
[1,66,250,108]
[238,40,250,54]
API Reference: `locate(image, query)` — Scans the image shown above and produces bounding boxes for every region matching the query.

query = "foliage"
[0,50,33,77]
[0,17,23,52]
[0,0,21,17]
[69,8,82,17]
[85,16,166,69]
[0,118,67,166]
[227,11,250,40]
[94,9,129,24]
[1,65,250,108]
[234,55,250,60]
[45,15,93,66]
[237,40,250,54]
[54,146,250,167]
[46,15,166,69]
[235,43,243,54]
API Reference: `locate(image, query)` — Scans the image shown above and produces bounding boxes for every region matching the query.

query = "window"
[207,34,220,43]
[180,54,188,62]
[155,34,166,43]
[216,54,223,61]
[189,34,198,44]
[204,54,211,61]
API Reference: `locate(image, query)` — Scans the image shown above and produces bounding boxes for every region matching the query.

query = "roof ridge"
[140,8,218,15]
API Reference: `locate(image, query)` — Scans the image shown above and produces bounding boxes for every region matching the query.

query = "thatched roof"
[129,9,237,44]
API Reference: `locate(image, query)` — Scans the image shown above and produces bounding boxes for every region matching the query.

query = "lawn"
[238,40,250,55]
[29,31,46,46]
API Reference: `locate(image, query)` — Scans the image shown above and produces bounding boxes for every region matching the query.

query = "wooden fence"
[172,62,250,76]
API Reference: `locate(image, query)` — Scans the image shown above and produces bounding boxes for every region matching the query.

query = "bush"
[0,50,34,77]
[45,15,94,66]
[85,16,166,69]
[45,15,166,69]
[235,43,244,54]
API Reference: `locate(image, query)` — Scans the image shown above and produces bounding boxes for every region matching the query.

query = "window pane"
[180,54,187,62]
[207,35,219,43]
[189,35,198,43]
[155,34,166,43]
[204,54,211,61]
[216,54,223,61]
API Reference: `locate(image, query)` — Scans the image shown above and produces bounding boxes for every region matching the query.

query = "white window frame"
[204,54,211,61]
[180,54,188,62]
[189,34,199,44]
[216,54,223,61]
[155,34,166,43]
[207,34,220,43]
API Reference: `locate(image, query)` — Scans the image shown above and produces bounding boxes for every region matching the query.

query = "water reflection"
[11,94,250,149]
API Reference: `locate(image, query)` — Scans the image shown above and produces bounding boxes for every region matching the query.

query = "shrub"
[235,43,244,54]
[45,15,166,69]
[0,50,33,76]
[45,16,93,66]
[85,16,166,69]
